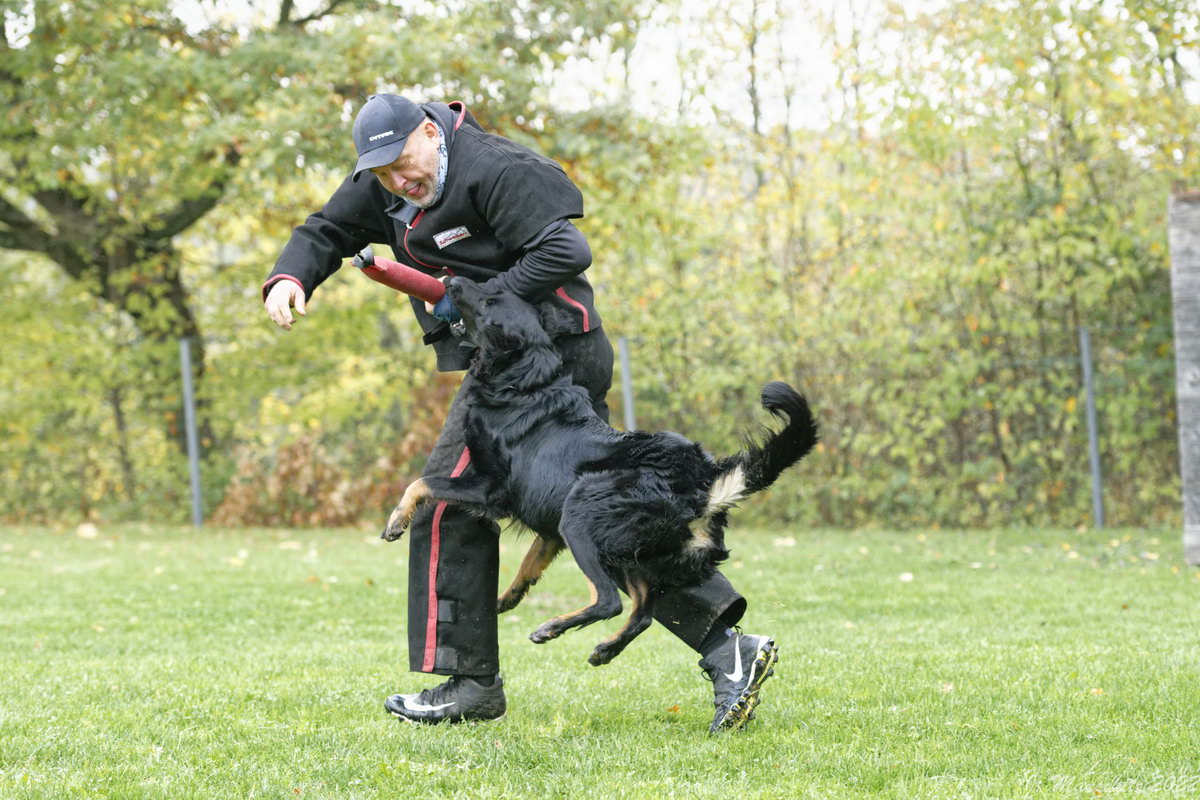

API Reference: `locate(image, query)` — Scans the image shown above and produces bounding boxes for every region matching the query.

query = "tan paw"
[380,478,429,542]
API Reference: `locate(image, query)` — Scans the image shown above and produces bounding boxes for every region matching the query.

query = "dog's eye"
[484,298,497,307]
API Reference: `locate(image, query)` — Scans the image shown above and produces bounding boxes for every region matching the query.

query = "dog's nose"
[447,276,468,298]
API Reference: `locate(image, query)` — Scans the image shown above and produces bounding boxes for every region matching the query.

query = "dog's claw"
[587,648,614,667]
[529,625,560,644]
[380,504,411,542]
[496,591,523,614]
[380,479,429,543]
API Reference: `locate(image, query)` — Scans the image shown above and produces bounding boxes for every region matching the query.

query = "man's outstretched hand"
[265,281,307,330]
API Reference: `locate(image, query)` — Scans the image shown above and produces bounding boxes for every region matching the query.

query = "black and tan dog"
[383,278,818,666]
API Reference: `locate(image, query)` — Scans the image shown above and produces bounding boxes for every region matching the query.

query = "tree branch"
[141,145,242,243]
[287,0,354,29]
[0,194,50,253]
[146,184,227,243]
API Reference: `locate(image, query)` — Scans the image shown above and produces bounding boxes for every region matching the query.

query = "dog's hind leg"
[498,535,564,613]
[529,503,622,644]
[587,578,655,667]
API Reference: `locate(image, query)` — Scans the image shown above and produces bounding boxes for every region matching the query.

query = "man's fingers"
[265,282,304,330]
[267,300,292,330]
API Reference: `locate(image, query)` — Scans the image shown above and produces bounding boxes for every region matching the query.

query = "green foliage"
[580,0,1196,529]
[1,0,1195,528]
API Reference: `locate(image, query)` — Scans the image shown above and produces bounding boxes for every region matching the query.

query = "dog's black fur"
[383,277,818,666]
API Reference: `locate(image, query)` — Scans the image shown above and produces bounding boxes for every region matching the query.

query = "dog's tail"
[706,382,818,516]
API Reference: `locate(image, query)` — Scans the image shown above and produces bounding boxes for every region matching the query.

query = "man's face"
[369,120,441,207]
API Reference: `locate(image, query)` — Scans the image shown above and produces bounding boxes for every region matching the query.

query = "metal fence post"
[1168,188,1200,564]
[180,337,203,527]
[618,336,636,431]
[1078,326,1105,529]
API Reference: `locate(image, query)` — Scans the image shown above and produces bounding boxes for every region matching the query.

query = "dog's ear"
[538,302,576,340]
[473,325,524,377]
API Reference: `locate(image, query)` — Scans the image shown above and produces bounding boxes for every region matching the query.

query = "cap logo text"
[368,130,395,142]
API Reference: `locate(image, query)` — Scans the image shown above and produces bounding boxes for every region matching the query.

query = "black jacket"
[263,101,602,370]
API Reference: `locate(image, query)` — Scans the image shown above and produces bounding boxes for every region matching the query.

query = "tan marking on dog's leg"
[382,478,430,540]
[593,579,650,652]
[498,536,564,612]
[531,579,606,642]
[544,578,598,625]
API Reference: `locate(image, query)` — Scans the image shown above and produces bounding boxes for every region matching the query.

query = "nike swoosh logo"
[402,697,455,712]
[724,637,743,683]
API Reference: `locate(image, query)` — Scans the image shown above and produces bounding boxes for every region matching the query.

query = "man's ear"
[538,303,576,339]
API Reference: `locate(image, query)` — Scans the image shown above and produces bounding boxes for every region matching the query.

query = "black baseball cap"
[351,94,426,179]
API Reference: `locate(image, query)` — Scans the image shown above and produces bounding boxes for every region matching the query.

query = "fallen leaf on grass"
[666,705,681,713]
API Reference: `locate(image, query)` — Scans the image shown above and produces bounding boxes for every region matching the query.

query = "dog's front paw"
[496,588,525,614]
[380,508,408,542]
[380,478,430,542]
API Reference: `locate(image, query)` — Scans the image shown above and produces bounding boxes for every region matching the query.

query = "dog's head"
[447,278,573,385]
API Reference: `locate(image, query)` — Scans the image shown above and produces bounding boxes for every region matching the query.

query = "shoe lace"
[417,675,462,705]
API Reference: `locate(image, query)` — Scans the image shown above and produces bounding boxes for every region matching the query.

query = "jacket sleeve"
[480,219,592,302]
[262,174,389,302]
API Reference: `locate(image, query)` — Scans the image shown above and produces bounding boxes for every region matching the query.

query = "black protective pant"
[406,327,747,675]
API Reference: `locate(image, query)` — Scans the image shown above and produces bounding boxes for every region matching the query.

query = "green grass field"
[2,523,1199,799]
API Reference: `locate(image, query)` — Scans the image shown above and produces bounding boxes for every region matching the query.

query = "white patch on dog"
[687,465,747,552]
[687,525,715,552]
[705,464,746,516]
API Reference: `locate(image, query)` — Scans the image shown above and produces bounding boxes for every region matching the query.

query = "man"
[263,93,778,732]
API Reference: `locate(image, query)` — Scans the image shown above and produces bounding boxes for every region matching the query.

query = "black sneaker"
[384,675,506,724]
[698,633,778,733]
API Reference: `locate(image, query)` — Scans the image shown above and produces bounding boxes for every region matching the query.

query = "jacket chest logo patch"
[433,226,471,249]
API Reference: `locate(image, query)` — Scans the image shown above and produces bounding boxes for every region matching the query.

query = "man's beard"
[404,178,438,208]
[402,143,444,208]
